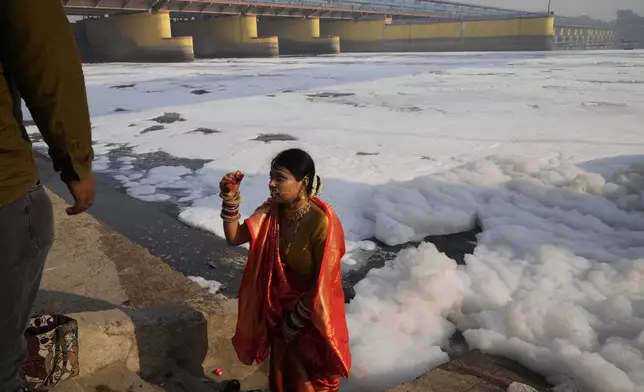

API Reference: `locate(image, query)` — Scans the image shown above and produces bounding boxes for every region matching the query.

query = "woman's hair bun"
[310,174,323,197]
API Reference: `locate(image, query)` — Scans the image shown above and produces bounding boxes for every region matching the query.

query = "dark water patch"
[128,124,137,127]
[421,156,436,161]
[150,112,186,124]
[356,151,379,156]
[110,84,136,89]
[251,133,298,143]
[190,128,220,135]
[342,223,482,302]
[267,94,277,97]
[127,151,210,173]
[140,125,166,134]
[306,92,355,98]
[191,89,211,95]
[114,107,128,112]
[282,89,295,93]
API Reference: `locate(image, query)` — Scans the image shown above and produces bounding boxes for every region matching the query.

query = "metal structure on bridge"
[63,0,535,19]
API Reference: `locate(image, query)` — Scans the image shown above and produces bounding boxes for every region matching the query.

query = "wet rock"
[190,89,210,95]
[110,84,136,89]
[150,112,186,124]
[190,128,220,135]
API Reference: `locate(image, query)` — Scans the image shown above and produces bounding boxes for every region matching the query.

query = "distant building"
[616,10,644,49]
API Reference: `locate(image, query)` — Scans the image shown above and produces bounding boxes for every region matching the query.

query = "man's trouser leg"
[0,182,54,392]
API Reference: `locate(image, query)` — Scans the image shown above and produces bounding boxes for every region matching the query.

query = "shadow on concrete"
[33,291,209,391]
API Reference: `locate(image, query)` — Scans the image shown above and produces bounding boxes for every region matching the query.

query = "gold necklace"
[280,201,310,256]
[283,202,311,225]
[283,219,301,256]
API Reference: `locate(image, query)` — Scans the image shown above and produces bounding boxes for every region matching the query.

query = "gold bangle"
[221,212,240,223]
[220,192,240,201]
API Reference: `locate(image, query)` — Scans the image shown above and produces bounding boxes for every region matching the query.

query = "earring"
[298,188,306,200]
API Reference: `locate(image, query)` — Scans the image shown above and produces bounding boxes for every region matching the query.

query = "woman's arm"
[223,219,250,247]
[223,198,272,247]
[219,172,251,246]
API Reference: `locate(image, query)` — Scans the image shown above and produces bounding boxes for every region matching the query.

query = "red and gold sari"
[232,197,351,391]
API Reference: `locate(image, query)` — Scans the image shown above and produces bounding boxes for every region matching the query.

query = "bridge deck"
[63,0,528,19]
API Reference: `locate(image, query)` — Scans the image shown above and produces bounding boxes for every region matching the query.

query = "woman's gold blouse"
[279,203,328,285]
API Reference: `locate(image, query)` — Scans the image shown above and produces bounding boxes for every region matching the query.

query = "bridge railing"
[202,0,529,17]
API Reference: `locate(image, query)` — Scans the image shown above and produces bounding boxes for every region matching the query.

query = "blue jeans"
[0,183,54,392]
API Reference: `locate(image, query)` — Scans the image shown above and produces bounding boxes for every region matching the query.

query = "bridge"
[64,0,616,62]
[64,0,536,19]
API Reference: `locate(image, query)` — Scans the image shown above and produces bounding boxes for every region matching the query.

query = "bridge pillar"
[257,17,340,55]
[172,16,278,58]
[77,11,193,62]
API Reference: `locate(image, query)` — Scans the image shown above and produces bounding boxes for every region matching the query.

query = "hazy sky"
[459,0,644,20]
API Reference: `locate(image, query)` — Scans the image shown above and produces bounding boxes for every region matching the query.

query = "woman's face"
[269,165,307,204]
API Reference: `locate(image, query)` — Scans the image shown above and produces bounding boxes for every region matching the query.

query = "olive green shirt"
[0,0,94,206]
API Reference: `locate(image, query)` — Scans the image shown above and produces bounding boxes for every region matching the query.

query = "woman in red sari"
[219,148,351,392]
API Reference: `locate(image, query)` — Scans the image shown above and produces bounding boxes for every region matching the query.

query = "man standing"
[0,0,95,390]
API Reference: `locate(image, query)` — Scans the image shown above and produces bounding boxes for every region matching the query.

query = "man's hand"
[66,172,95,215]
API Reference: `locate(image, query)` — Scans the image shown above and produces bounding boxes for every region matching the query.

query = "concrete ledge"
[66,300,266,386]
[70,306,204,378]
[278,37,340,55]
[340,35,552,52]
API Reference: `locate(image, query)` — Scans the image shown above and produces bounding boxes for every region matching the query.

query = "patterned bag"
[20,314,80,389]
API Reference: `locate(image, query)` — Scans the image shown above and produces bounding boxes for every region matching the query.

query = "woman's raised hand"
[219,171,244,196]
